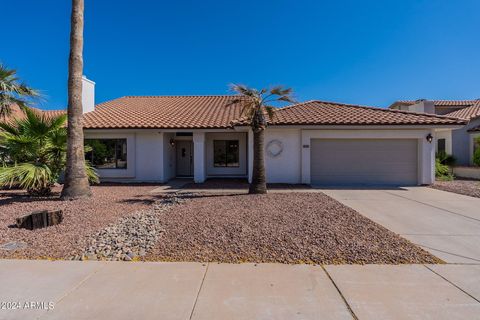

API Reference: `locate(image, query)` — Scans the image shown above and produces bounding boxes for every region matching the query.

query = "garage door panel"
[311,139,418,186]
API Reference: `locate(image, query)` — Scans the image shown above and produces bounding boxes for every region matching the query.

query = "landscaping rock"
[74,193,189,261]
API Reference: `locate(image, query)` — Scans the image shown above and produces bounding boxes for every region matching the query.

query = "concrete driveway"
[322,187,480,264]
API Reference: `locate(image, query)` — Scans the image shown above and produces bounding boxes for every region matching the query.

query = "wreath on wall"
[266,140,284,158]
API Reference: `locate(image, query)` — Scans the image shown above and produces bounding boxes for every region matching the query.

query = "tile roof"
[445,101,480,120]
[253,100,466,126]
[83,96,245,129]
[0,104,66,125]
[391,100,478,107]
[3,98,467,130]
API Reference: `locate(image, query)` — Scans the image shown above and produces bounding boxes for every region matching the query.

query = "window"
[214,140,239,167]
[85,139,127,169]
[437,138,446,154]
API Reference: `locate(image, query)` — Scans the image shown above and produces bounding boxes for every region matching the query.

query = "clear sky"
[3,0,479,110]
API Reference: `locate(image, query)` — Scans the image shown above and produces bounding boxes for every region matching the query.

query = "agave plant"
[0,108,98,196]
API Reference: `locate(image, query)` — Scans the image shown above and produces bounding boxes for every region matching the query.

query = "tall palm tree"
[229,84,295,194]
[0,64,39,118]
[61,0,91,199]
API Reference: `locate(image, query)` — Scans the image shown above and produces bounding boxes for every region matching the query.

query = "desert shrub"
[474,138,480,166]
[435,158,453,181]
[0,109,98,195]
[436,151,456,166]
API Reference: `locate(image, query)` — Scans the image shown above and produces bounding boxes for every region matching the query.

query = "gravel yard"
[1,185,441,264]
[430,179,480,198]
[146,193,440,264]
[0,185,158,259]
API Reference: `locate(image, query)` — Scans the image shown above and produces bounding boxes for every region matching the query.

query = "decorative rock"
[77,193,190,261]
[0,241,28,251]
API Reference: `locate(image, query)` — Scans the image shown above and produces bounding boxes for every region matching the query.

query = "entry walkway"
[1,260,479,320]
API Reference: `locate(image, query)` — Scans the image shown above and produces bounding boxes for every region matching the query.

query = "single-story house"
[389,99,480,165]
[3,78,467,187]
[77,78,465,186]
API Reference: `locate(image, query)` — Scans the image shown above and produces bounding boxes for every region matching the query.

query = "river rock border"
[71,193,192,261]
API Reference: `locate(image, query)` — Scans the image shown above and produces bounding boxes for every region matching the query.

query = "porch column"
[419,130,435,185]
[193,132,206,183]
[247,129,253,183]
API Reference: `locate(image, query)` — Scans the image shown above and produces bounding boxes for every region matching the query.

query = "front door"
[176,140,194,176]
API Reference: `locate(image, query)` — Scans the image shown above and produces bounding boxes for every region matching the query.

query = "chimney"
[82,75,95,114]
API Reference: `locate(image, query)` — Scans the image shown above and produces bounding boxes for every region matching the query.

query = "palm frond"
[85,161,100,184]
[277,95,296,103]
[0,121,20,136]
[264,106,276,122]
[229,84,257,97]
[227,83,294,129]
[225,98,243,107]
[0,163,53,191]
[0,64,40,116]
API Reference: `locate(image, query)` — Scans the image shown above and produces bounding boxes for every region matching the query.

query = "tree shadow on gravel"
[0,190,62,206]
[118,192,247,205]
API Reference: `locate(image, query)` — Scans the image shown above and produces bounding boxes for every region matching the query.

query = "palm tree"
[0,64,39,118]
[229,84,295,194]
[0,109,98,196]
[61,0,91,199]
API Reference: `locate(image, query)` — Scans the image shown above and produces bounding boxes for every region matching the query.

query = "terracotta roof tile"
[391,100,478,107]
[445,101,480,120]
[0,104,66,125]
[258,100,466,126]
[83,96,245,129]
[82,97,466,129]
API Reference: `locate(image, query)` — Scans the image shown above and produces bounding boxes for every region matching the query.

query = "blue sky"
[3,0,480,110]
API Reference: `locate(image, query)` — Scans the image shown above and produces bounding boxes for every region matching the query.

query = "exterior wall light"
[169,138,176,147]
[426,133,433,143]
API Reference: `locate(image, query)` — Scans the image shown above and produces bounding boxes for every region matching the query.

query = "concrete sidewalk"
[1,260,479,320]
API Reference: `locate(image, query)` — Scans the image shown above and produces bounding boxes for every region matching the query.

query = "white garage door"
[310,139,418,186]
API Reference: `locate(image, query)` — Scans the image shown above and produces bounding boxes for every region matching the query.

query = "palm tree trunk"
[61,0,91,200]
[249,110,267,194]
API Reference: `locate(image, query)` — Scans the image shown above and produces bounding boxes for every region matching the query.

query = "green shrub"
[474,138,480,166]
[435,158,453,181]
[474,148,480,166]
[436,151,456,166]
[0,109,98,195]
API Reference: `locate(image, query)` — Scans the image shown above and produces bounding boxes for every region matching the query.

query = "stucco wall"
[452,117,480,165]
[435,130,452,155]
[205,132,247,177]
[134,132,164,181]
[264,129,302,183]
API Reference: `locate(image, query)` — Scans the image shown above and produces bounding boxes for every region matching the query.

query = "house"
[78,79,465,186]
[389,99,480,165]
[3,77,466,186]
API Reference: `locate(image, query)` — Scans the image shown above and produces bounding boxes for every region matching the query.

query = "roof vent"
[415,99,427,103]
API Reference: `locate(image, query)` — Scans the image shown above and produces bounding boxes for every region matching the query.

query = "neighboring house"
[1,79,467,186]
[389,99,480,165]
